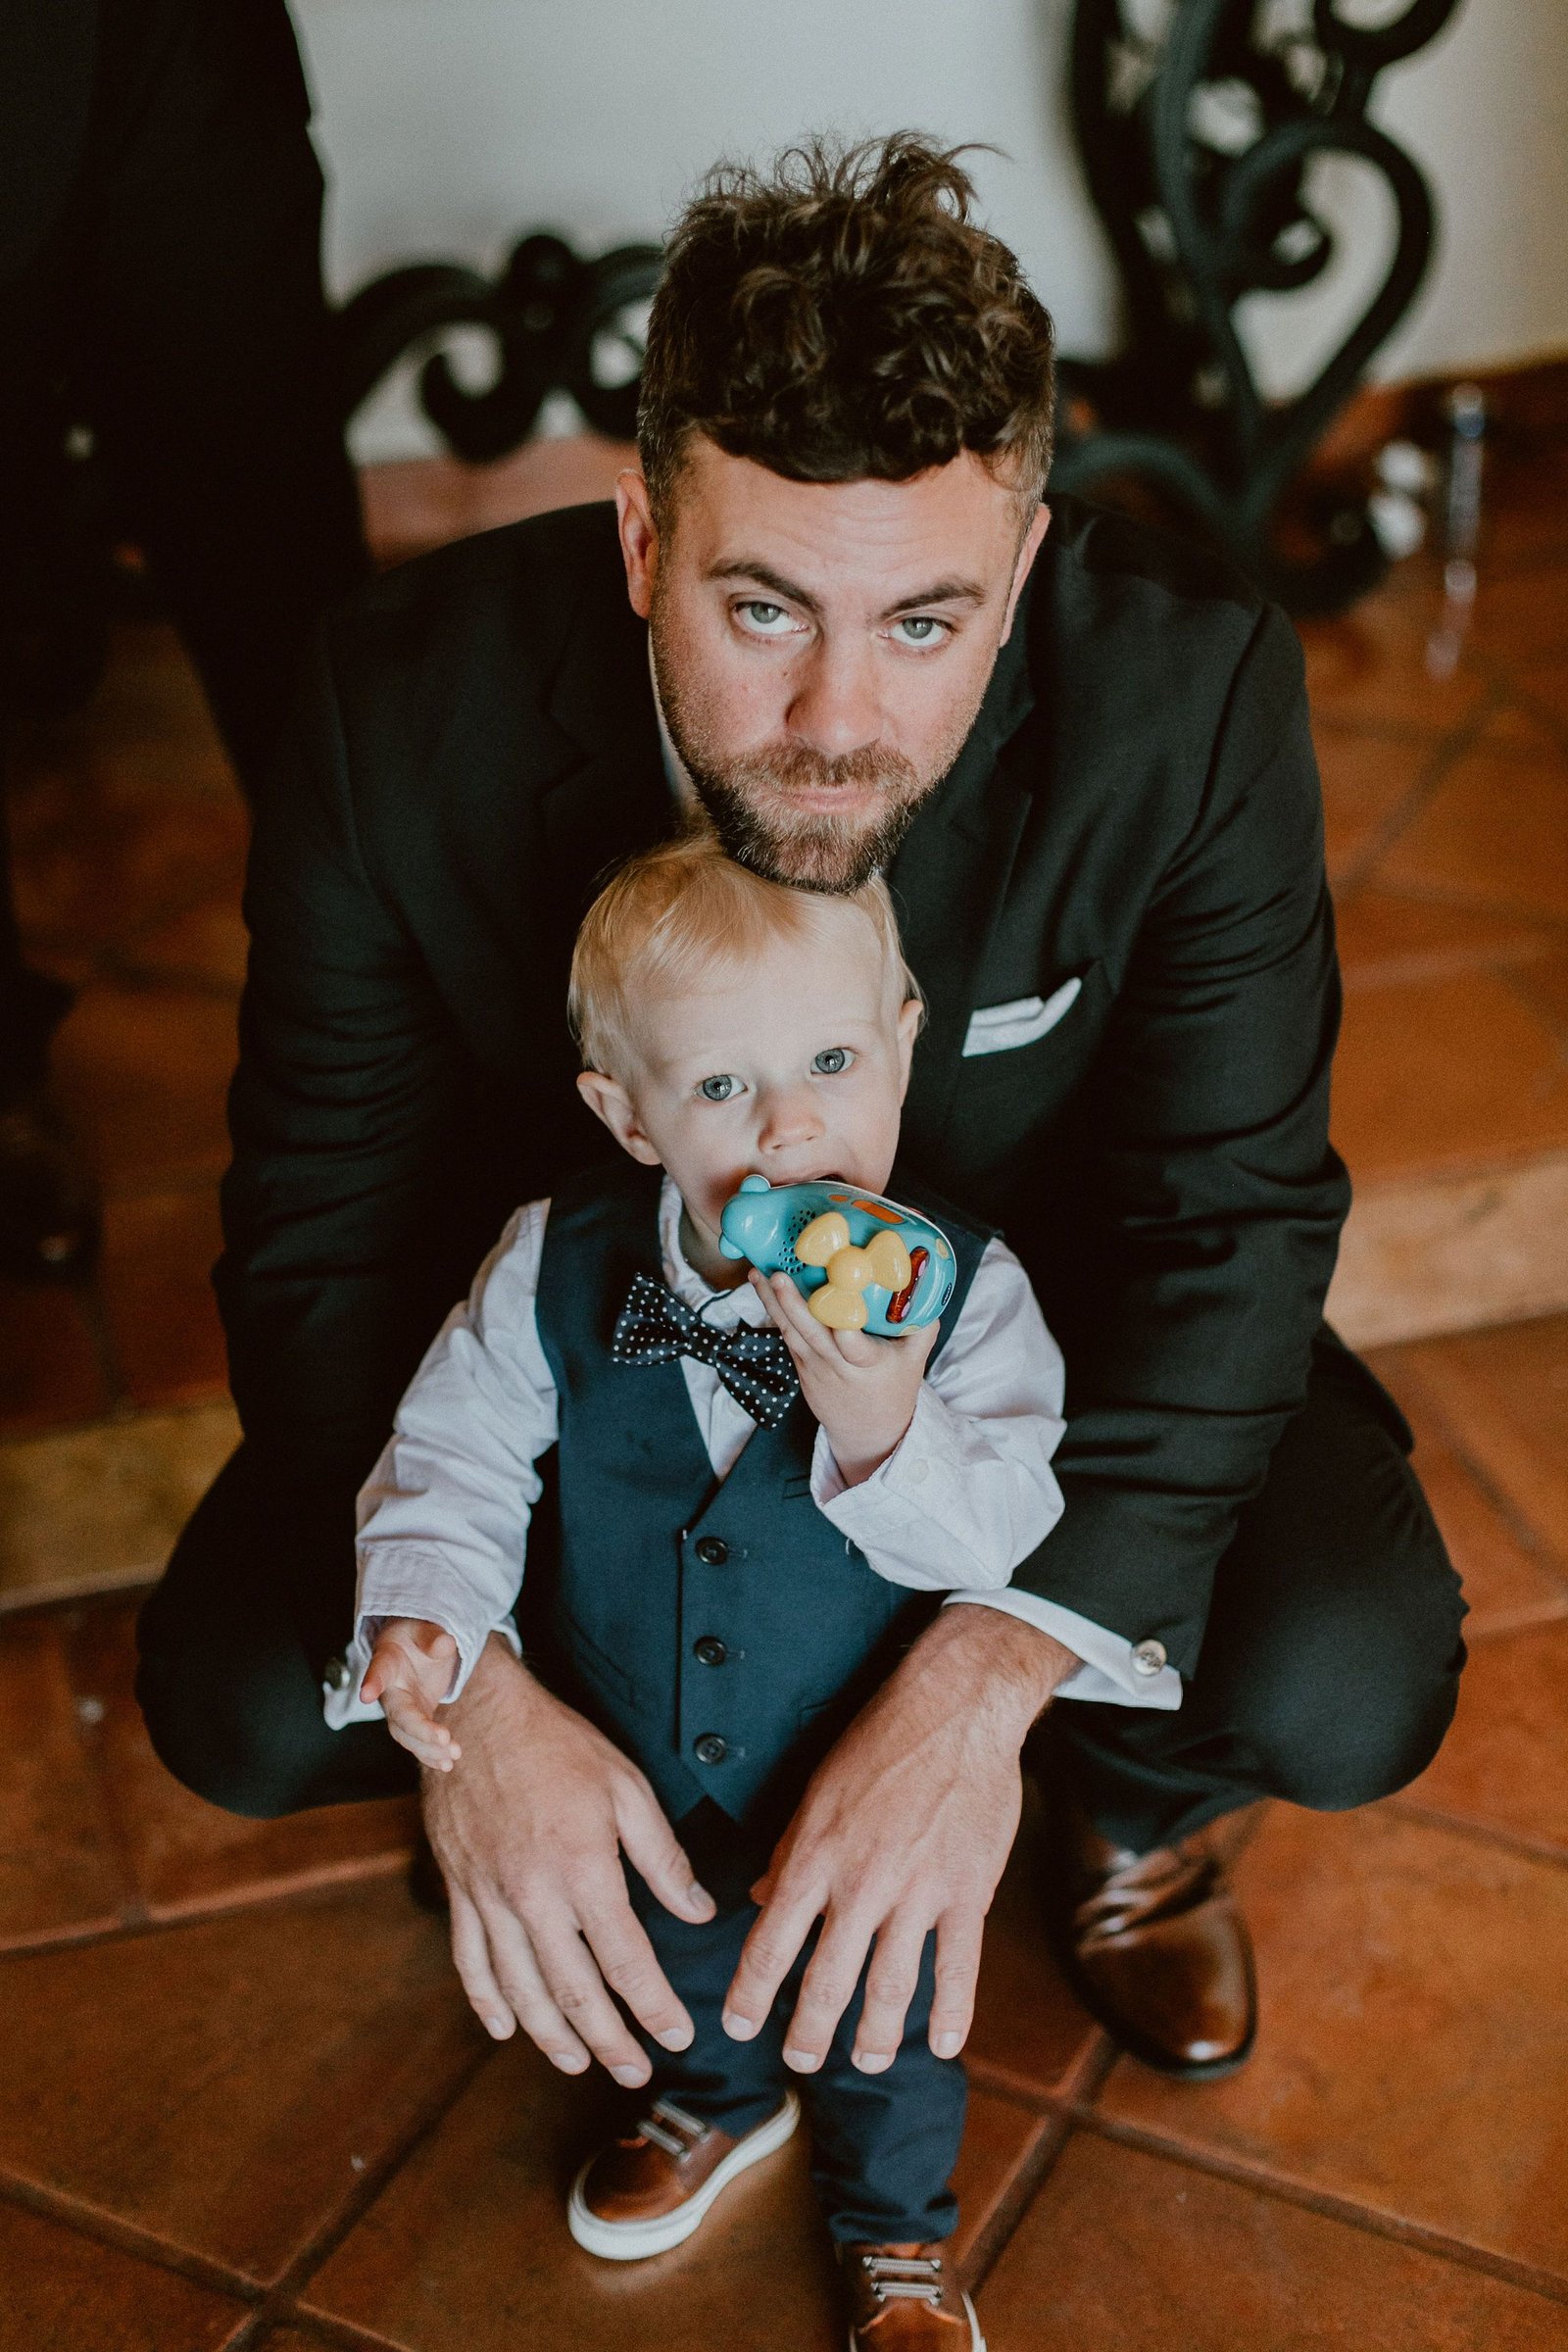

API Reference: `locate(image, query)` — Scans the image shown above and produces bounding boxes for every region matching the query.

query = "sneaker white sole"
[848,2288,984,2350]
[567,2090,801,2261]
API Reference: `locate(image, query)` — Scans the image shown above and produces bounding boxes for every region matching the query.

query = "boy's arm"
[344,1200,557,1714]
[808,1241,1182,1707]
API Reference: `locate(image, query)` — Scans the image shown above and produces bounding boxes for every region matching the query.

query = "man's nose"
[786,634,883,760]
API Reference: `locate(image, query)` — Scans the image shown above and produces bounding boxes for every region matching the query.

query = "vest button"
[694,1733,728,1766]
[694,1536,729,1566]
[694,1636,727,1667]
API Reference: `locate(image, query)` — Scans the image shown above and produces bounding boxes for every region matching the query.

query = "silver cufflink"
[1132,1640,1168,1677]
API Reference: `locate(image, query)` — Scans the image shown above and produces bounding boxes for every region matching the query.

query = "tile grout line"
[1385,1357,1568,1586]
[1061,2106,1568,2309]
[1380,1796,1568,1875]
[0,2165,261,2308]
[957,2107,1076,2298]
[0,1854,420,1967]
[1332,684,1510,902]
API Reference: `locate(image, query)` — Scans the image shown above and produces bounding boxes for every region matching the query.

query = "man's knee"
[135,1605,331,1818]
[134,1445,379,1819]
[1231,1533,1467,1812]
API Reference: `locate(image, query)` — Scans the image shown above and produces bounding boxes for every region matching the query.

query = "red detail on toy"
[887,1247,928,1325]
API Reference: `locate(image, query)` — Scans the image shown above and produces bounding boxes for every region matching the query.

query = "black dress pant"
[135,1330,1465,1856]
[0,0,368,1097]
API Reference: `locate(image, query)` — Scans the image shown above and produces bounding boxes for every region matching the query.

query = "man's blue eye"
[812,1048,851,1075]
[897,616,941,644]
[699,1074,739,1101]
[743,602,786,627]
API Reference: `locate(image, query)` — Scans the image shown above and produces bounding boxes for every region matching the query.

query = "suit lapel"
[890,592,1039,1157]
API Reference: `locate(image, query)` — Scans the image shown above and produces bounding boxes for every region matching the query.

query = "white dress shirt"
[326,1174,1181,1728]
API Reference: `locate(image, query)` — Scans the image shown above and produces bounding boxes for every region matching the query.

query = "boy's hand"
[360,1617,464,1771]
[751,1267,940,1486]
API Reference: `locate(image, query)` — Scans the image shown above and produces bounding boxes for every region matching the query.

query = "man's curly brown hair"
[637,132,1055,522]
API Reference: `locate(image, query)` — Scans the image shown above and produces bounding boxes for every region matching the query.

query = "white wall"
[291,0,1568,464]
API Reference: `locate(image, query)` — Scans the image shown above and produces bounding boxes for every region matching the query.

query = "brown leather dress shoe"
[1050,1808,1256,2078]
[566,2090,799,2260]
[842,2244,984,2349]
[0,1086,100,1282]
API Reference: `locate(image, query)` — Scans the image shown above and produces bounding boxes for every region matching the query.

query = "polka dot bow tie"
[611,1272,801,1430]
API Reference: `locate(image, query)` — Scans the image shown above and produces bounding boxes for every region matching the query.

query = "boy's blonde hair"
[568,826,923,1078]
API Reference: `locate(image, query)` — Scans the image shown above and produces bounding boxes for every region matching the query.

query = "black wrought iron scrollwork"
[334,229,663,459]
[1055,0,1463,612]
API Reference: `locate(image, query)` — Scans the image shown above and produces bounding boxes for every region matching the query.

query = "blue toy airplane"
[718,1174,956,1336]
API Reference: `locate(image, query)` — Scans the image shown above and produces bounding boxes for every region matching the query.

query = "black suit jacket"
[220,495,1348,1675]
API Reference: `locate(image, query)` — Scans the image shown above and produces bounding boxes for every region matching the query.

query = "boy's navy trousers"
[621,1796,965,2247]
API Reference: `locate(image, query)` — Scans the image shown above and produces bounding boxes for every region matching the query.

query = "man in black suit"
[138,136,1462,2094]
[0,0,365,1276]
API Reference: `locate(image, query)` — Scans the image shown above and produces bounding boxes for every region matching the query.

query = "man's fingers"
[616,1779,715,1926]
[527,1904,660,2086]
[576,1893,696,2055]
[852,1911,929,2072]
[779,1908,876,2074]
[470,1894,603,2075]
[926,1906,985,2060]
[723,1885,821,2043]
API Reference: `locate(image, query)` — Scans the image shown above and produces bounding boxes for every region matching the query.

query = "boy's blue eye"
[699,1074,740,1102]
[812,1047,852,1075]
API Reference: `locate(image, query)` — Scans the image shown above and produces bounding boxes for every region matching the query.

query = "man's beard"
[652,612,979,894]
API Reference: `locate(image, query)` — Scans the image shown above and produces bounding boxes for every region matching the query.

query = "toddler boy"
[332,829,1066,2348]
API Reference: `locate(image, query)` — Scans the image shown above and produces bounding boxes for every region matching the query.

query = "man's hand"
[723,1605,1076,2072]
[361,1616,463,1772]
[422,1635,715,2083]
[751,1267,941,1486]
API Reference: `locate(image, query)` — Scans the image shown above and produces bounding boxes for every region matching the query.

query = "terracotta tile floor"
[3,424,1568,2344]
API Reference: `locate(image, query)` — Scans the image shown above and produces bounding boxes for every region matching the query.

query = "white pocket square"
[961,975,1083,1057]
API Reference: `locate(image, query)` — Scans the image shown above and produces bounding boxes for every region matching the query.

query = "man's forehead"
[668,438,1022,595]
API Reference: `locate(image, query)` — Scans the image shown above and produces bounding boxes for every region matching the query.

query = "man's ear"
[895,997,923,1101]
[576,1068,662,1165]
[1001,503,1051,643]
[615,470,659,619]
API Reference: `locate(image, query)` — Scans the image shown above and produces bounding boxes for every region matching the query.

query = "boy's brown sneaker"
[566,2090,799,2260]
[843,2245,984,2348]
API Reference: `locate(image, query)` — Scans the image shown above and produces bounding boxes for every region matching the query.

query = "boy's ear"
[895,997,923,1100]
[576,1069,662,1165]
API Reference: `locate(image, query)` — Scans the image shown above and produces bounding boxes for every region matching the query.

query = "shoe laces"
[633,2095,710,2161]
[860,2251,943,2306]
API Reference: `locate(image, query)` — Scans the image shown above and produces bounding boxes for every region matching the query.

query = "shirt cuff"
[809,1387,1014,1589]
[321,1551,523,1729]
[942,1591,1184,1710]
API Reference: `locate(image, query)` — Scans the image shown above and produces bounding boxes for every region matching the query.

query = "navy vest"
[530,1159,994,1827]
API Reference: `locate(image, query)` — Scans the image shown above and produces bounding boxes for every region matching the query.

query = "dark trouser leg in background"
[623,1801,966,2247]
[1,0,367,1274]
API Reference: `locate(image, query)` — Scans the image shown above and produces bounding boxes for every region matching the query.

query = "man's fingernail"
[612,2064,648,2087]
[722,2010,760,2040]
[687,1884,716,1916]
[553,2050,589,2074]
[933,2031,962,2059]
[482,2014,512,2039]
[853,2049,893,2074]
[657,2025,694,2052]
[782,2046,822,2073]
